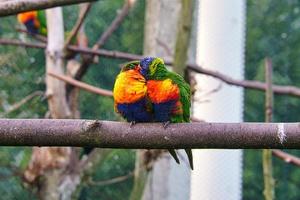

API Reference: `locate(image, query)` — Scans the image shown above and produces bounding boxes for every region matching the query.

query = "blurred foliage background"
[1,0,300,199]
[244,0,300,199]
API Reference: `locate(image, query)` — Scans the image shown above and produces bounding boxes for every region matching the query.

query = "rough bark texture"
[0,119,300,148]
[46,9,71,119]
[263,58,275,200]
[0,0,97,16]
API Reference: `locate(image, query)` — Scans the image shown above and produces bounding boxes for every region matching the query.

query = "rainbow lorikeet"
[113,61,181,164]
[17,10,47,36]
[113,61,152,124]
[140,57,194,170]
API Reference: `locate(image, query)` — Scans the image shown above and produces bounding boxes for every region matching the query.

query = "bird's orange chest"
[113,70,147,104]
[147,79,180,104]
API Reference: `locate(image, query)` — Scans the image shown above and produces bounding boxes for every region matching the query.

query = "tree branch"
[94,0,133,49]
[64,3,92,49]
[48,71,113,97]
[0,0,97,17]
[87,171,133,186]
[2,39,300,98]
[272,150,300,167]
[0,119,299,148]
[3,91,44,116]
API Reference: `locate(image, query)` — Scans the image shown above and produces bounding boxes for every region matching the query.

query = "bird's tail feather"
[185,149,194,170]
[168,149,180,164]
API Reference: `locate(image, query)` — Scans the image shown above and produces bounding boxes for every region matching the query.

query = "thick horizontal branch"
[2,39,300,97]
[48,71,113,96]
[0,0,97,17]
[0,119,299,149]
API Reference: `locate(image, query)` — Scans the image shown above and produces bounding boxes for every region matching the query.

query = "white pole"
[191,0,246,199]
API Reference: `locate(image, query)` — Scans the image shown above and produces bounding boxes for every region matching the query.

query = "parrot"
[113,60,181,164]
[17,10,47,36]
[139,57,194,170]
[113,60,152,124]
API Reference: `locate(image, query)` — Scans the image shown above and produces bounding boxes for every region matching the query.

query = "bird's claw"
[163,121,170,129]
[130,121,136,128]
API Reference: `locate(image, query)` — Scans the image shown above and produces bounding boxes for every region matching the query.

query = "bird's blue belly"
[153,100,176,122]
[117,99,152,122]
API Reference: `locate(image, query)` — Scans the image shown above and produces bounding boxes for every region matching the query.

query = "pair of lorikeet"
[113,57,194,170]
[18,10,194,170]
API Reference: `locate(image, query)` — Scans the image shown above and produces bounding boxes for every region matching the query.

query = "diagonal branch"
[0,119,299,149]
[272,150,300,167]
[2,39,300,98]
[93,0,134,50]
[64,3,92,49]
[88,171,133,186]
[48,71,113,97]
[2,91,44,116]
[0,0,97,17]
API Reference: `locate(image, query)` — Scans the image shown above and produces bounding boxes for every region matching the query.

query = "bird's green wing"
[168,71,191,122]
[37,10,47,35]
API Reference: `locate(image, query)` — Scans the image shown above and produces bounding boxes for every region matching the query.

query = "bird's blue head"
[140,57,154,79]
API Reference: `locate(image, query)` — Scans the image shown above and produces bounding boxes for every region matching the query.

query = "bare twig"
[64,3,92,48]
[94,0,134,49]
[3,91,44,115]
[0,0,97,17]
[48,71,113,97]
[88,171,133,186]
[3,39,300,98]
[272,150,300,167]
[263,57,275,200]
[0,119,300,148]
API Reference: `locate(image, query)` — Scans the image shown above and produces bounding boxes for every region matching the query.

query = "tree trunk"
[46,8,71,119]
[22,7,73,200]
